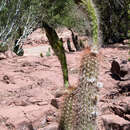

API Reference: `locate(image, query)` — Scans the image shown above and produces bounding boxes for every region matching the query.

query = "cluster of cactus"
[59,49,99,130]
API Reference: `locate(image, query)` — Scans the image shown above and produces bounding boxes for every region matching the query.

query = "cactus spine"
[59,49,99,130]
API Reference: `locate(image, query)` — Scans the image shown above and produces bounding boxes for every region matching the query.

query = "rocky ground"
[97,44,130,130]
[0,29,129,130]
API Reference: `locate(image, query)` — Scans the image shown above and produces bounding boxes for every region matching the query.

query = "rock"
[118,80,130,93]
[120,64,128,77]
[0,125,8,130]
[123,39,130,44]
[0,53,6,60]
[14,99,29,106]
[3,75,10,84]
[42,122,58,130]
[17,121,34,130]
[46,116,55,123]
[55,89,65,98]
[102,114,130,130]
[22,62,32,67]
[110,60,121,80]
[125,114,130,121]
[111,103,130,120]
[51,99,59,109]
[121,60,127,64]
[2,75,15,84]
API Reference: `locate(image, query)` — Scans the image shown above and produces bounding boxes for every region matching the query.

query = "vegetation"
[0,0,129,44]
[93,0,129,44]
[81,0,98,44]
[0,0,129,129]
[59,52,98,130]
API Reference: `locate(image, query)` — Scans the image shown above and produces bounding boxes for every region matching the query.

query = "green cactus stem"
[59,51,99,130]
[81,0,98,45]
[42,21,69,88]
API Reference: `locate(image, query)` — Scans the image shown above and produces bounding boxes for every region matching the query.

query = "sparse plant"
[46,47,51,57]
[0,42,8,53]
[40,52,43,57]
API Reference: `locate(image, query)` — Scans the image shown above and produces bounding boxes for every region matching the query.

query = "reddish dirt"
[97,44,130,130]
[0,29,130,130]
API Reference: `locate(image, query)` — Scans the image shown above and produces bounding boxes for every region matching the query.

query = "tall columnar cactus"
[75,0,129,44]
[59,1,99,129]
[81,0,99,45]
[93,0,129,43]
[59,49,99,130]
[42,21,69,88]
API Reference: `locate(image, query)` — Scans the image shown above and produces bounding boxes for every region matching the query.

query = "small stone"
[125,114,130,120]
[97,82,103,88]
[17,121,34,130]
[110,60,121,80]
[120,64,128,77]
[102,114,130,130]
[118,80,130,92]
[43,122,58,130]
[14,100,28,106]
[55,90,64,98]
[51,99,59,109]
[121,60,127,64]
[46,116,55,122]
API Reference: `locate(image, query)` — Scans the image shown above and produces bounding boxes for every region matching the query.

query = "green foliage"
[40,52,43,57]
[0,42,8,52]
[0,0,129,45]
[42,22,69,87]
[81,0,98,44]
[0,0,34,45]
[93,0,129,44]
[0,0,88,45]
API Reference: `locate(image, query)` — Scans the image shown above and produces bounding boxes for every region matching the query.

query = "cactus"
[42,21,69,88]
[59,49,99,130]
[46,47,51,57]
[81,0,99,45]
[59,1,99,129]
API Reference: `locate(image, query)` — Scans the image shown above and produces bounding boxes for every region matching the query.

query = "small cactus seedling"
[40,52,44,57]
[46,47,51,57]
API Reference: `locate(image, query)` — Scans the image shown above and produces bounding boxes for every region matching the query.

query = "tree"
[0,0,87,88]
